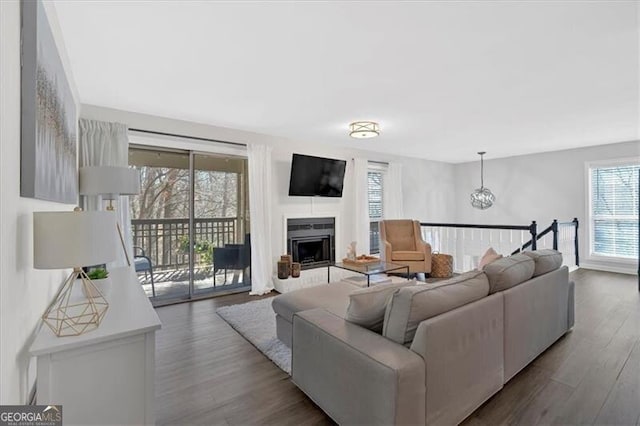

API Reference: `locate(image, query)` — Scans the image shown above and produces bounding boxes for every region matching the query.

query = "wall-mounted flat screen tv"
[288,154,347,197]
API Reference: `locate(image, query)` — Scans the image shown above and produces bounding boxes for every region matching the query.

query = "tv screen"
[288,154,347,197]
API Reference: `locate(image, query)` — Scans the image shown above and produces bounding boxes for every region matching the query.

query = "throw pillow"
[345,280,416,333]
[478,247,503,270]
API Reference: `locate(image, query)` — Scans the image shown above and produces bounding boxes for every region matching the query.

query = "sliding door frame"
[129,136,249,304]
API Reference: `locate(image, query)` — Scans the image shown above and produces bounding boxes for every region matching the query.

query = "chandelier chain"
[480,154,484,188]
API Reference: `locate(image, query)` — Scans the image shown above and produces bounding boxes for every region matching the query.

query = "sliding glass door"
[192,153,250,295]
[129,146,250,305]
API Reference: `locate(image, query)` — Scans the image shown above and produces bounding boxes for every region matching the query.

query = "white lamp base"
[42,268,109,337]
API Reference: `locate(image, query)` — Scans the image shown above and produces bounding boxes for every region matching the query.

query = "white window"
[368,163,386,254]
[587,160,639,261]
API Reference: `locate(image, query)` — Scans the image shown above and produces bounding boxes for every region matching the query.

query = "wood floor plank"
[508,378,574,426]
[552,323,638,424]
[462,364,551,425]
[154,269,638,425]
[550,336,604,387]
[594,340,640,425]
[531,330,586,374]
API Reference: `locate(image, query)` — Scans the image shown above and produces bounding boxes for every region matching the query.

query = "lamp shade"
[79,166,141,200]
[34,210,117,269]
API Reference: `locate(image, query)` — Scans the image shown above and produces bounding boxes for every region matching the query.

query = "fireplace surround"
[287,217,335,270]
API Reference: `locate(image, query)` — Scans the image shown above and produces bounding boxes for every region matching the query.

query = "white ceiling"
[53,1,639,163]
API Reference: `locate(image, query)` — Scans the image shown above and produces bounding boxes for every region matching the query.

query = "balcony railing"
[131,217,237,271]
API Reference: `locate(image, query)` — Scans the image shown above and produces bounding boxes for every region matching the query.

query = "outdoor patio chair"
[133,246,156,297]
[213,234,251,286]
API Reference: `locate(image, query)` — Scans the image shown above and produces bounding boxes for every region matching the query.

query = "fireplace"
[287,217,335,270]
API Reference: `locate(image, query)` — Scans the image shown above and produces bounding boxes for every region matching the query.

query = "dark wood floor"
[155,269,639,425]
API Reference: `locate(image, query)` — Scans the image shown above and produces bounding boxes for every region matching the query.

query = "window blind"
[368,171,384,220]
[590,164,639,259]
[368,171,384,253]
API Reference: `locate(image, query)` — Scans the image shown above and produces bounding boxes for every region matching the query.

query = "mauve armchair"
[379,220,431,274]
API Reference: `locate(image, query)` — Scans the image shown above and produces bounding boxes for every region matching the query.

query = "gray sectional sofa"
[271,249,574,425]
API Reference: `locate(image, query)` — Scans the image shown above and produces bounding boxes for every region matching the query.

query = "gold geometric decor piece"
[42,268,109,337]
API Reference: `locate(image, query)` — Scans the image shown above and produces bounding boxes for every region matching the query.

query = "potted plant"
[82,267,111,298]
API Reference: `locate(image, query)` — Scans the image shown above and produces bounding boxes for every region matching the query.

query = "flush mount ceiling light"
[470,151,496,210]
[349,121,380,139]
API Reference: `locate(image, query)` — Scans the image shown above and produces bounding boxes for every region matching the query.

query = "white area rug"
[216,298,291,374]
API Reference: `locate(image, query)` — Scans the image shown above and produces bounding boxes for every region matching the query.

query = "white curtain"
[353,158,370,255]
[79,119,132,268]
[247,144,274,295]
[383,162,404,219]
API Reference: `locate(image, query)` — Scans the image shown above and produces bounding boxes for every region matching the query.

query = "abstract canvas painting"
[21,0,77,204]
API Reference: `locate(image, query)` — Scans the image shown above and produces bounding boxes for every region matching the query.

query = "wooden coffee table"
[329,261,410,287]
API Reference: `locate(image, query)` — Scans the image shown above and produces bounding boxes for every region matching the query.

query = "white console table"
[30,267,161,425]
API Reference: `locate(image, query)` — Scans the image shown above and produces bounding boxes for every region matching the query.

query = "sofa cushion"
[382,271,490,345]
[478,247,503,270]
[483,254,535,294]
[391,251,425,262]
[346,280,417,333]
[522,249,563,277]
[271,282,359,323]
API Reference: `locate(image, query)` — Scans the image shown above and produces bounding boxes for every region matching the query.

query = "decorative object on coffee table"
[277,260,290,279]
[291,262,301,278]
[330,261,409,287]
[431,252,454,278]
[343,254,379,265]
[346,241,357,260]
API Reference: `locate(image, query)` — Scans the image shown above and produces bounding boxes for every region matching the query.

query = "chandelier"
[470,151,495,210]
[349,121,380,139]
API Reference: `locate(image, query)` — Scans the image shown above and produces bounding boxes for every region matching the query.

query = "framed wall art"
[21,0,78,204]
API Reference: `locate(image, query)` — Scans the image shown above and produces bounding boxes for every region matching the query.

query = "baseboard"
[579,262,638,275]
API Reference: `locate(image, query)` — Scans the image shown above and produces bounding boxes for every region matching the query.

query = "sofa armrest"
[292,309,425,425]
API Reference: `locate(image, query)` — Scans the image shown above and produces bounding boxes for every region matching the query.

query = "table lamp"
[34,209,117,337]
[79,166,141,266]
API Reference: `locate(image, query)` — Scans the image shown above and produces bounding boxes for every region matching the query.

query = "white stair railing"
[420,219,579,273]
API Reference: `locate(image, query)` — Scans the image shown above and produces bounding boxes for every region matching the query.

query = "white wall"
[80,105,455,264]
[453,140,640,273]
[0,1,79,404]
